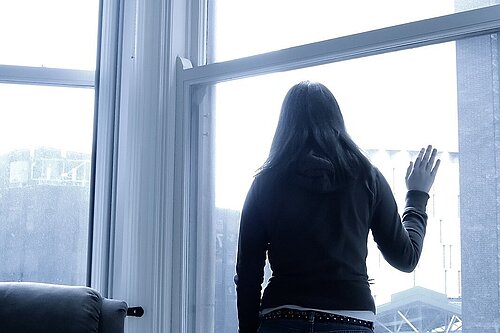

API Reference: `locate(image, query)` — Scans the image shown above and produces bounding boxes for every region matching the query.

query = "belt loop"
[308,311,315,323]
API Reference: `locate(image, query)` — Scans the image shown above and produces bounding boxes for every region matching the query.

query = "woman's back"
[254,151,378,312]
[259,151,375,281]
[234,81,440,333]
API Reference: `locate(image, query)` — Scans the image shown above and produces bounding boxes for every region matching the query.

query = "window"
[0,0,98,69]
[175,2,500,333]
[210,0,491,62]
[0,1,99,285]
[210,41,461,332]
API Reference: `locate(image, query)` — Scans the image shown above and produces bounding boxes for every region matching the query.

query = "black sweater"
[235,153,429,333]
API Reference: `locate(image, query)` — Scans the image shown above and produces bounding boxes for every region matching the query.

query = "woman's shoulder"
[253,168,285,187]
[369,166,391,185]
[350,164,383,197]
[361,166,396,202]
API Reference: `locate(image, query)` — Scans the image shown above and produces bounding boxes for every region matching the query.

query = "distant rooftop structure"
[375,287,461,332]
[0,147,91,188]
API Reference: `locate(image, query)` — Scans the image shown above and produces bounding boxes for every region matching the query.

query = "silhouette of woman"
[235,81,440,333]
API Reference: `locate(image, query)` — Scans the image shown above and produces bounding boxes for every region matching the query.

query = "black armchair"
[0,282,131,333]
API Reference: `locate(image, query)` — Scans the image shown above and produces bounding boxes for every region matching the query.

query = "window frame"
[174,4,500,333]
[0,39,98,286]
[0,65,94,87]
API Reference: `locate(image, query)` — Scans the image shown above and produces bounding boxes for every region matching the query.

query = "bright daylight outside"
[212,41,461,333]
[209,1,496,332]
[0,0,99,285]
[0,0,498,332]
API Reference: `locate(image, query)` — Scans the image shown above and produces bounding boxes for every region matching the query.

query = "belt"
[261,309,374,330]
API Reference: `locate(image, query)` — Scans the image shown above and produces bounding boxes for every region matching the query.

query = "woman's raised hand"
[405,145,440,193]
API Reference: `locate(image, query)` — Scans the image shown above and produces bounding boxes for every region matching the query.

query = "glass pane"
[210,0,494,62]
[0,84,94,285]
[0,0,99,70]
[206,36,489,332]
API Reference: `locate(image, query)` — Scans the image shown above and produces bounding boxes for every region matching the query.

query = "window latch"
[127,306,144,317]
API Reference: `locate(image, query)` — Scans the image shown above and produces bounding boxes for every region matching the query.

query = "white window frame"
[0,0,115,298]
[0,65,94,87]
[0,51,97,287]
[93,0,207,332]
[174,4,500,333]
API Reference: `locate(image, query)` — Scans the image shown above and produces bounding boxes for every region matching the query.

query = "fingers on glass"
[426,148,437,170]
[415,145,438,170]
[431,158,441,176]
[406,161,413,179]
[415,148,425,166]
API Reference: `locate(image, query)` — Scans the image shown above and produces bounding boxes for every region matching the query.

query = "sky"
[212,0,457,63]
[0,0,99,70]
[0,1,98,156]
[213,1,459,211]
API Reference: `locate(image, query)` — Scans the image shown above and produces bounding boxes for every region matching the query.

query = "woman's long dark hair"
[258,81,372,181]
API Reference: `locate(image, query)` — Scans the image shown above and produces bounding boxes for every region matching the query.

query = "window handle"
[127,306,144,317]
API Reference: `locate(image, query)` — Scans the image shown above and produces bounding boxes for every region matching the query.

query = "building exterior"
[0,147,91,285]
[455,33,500,332]
[374,287,462,332]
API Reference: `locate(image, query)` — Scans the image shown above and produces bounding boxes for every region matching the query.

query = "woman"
[235,81,440,333]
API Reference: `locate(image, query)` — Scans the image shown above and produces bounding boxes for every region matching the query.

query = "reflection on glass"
[0,84,94,285]
[0,0,99,69]
[211,42,461,332]
[211,0,492,62]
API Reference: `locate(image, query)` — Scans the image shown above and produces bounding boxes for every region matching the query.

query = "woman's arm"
[235,179,268,333]
[371,146,440,272]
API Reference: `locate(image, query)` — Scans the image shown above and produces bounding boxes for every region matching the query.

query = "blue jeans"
[257,318,374,333]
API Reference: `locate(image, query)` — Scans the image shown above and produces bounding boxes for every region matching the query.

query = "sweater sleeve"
[370,170,430,273]
[235,179,268,333]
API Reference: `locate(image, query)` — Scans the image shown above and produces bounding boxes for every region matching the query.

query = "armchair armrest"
[99,298,127,333]
[0,282,128,333]
[0,282,101,333]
